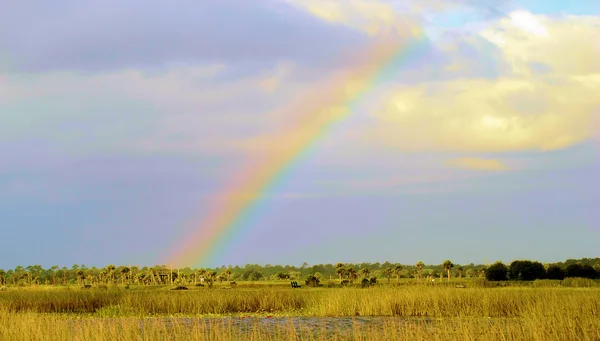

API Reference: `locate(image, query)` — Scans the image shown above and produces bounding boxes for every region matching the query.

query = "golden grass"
[1,284,599,340]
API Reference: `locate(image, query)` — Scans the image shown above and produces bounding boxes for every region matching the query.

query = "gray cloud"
[0,0,365,72]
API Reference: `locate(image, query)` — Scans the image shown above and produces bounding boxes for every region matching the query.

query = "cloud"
[0,62,309,154]
[445,157,508,170]
[481,13,600,76]
[0,0,364,72]
[287,0,422,36]
[287,0,516,39]
[257,62,297,93]
[361,11,600,152]
[3,7,598,162]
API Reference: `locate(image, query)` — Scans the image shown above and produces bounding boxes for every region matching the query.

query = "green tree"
[383,268,393,282]
[546,265,565,280]
[50,265,59,285]
[61,267,68,285]
[335,263,346,282]
[509,260,546,281]
[242,270,263,281]
[120,267,130,284]
[394,265,403,282]
[442,260,454,281]
[358,268,370,279]
[416,261,424,280]
[565,263,598,279]
[76,270,85,285]
[486,262,508,281]
[106,265,116,284]
[456,266,463,279]
[346,267,357,283]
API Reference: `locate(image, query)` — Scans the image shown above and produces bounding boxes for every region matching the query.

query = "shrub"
[486,262,508,281]
[304,275,319,287]
[242,270,264,281]
[561,277,598,288]
[170,286,188,290]
[532,279,562,288]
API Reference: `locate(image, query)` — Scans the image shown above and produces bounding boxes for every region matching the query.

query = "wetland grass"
[1,282,598,340]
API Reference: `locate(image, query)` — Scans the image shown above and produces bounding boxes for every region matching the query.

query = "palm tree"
[442,260,454,281]
[61,267,68,284]
[206,271,217,287]
[137,272,147,285]
[358,268,370,279]
[50,265,59,285]
[106,265,116,284]
[346,267,357,283]
[384,268,393,282]
[416,261,424,280]
[76,270,85,285]
[335,263,346,282]
[121,267,130,284]
[0,269,5,286]
[457,266,464,279]
[394,265,403,282]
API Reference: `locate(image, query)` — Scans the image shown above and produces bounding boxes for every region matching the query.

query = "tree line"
[486,260,599,281]
[0,258,598,286]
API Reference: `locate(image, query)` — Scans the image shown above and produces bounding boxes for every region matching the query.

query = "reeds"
[1,284,599,340]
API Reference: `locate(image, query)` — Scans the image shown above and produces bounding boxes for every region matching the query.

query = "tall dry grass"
[1,308,599,341]
[1,285,599,340]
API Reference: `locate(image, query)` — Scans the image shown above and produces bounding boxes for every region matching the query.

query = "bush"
[532,279,562,288]
[486,262,508,281]
[304,275,319,287]
[170,286,188,290]
[241,270,264,281]
[561,277,598,288]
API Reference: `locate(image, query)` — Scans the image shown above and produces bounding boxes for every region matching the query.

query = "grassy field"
[1,280,599,340]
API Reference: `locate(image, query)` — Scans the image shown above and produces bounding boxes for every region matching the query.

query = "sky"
[1,0,598,269]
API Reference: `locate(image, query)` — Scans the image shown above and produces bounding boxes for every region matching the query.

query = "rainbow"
[167,32,429,267]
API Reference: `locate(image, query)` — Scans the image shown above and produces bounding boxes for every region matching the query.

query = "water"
[137,316,437,338]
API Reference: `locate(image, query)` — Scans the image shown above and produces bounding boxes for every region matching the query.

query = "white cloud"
[360,12,600,152]
[509,11,549,37]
